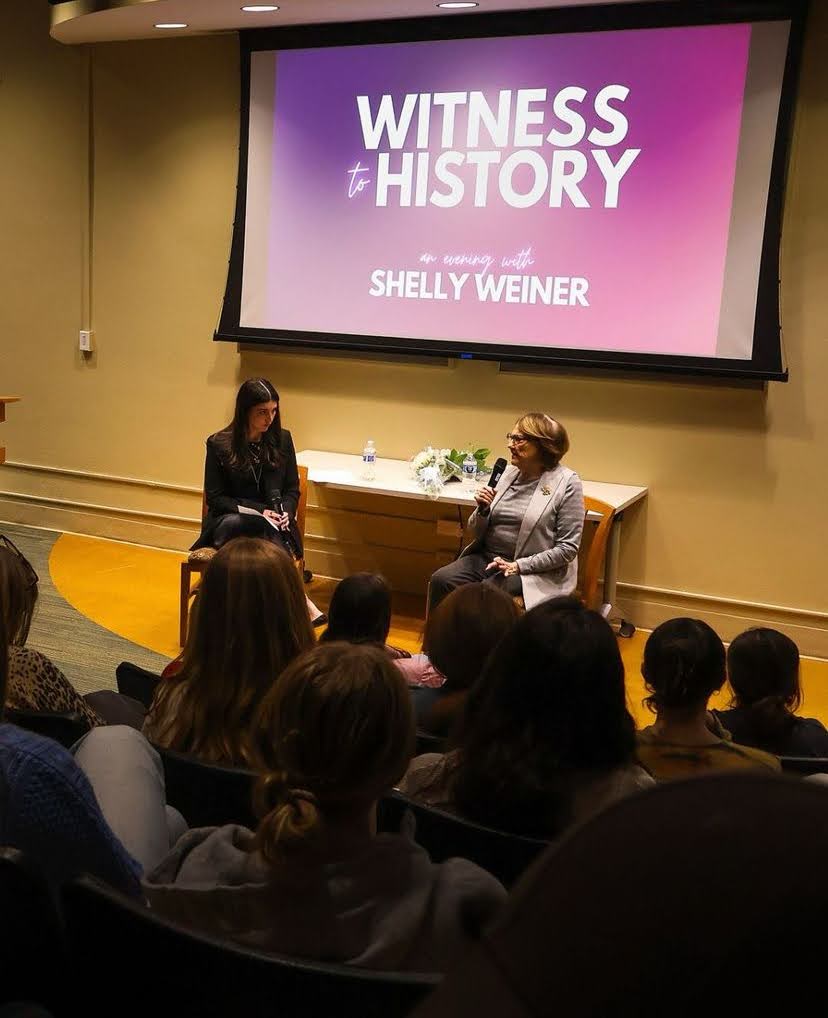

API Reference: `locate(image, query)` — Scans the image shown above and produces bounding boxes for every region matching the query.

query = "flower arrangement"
[446,447,491,477]
[410,445,490,498]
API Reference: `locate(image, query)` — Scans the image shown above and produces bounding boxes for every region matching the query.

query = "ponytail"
[727,628,801,747]
[253,769,321,863]
[742,695,796,744]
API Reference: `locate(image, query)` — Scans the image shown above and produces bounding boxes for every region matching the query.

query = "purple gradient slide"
[257,25,751,356]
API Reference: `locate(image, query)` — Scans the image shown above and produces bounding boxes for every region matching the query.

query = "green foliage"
[446,446,491,472]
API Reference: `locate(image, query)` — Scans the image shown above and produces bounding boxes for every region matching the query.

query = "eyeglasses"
[506,433,530,445]
[0,534,39,590]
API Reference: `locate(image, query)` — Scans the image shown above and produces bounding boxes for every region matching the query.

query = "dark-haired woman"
[713,628,828,758]
[401,583,520,737]
[193,378,324,624]
[319,572,411,660]
[637,618,781,779]
[400,598,653,839]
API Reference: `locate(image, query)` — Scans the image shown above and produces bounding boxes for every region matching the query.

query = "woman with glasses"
[0,537,102,727]
[428,413,584,612]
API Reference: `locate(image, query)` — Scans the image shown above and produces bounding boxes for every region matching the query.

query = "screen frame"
[216,0,809,381]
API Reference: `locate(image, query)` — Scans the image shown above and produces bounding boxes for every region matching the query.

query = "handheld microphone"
[270,489,299,558]
[478,457,508,517]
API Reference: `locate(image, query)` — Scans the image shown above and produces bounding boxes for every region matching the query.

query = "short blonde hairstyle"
[514,412,570,468]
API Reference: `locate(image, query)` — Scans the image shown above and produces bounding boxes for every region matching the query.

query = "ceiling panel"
[50,0,656,44]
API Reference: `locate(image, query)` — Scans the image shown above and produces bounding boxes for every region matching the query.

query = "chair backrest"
[62,876,439,1018]
[155,743,258,829]
[415,730,447,756]
[296,463,309,545]
[579,496,615,611]
[0,848,66,1010]
[780,755,828,775]
[377,790,547,888]
[115,660,162,709]
[5,708,89,750]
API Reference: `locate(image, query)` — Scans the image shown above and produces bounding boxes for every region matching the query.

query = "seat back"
[780,755,828,775]
[115,660,162,709]
[296,463,309,546]
[579,496,615,611]
[415,730,447,756]
[6,708,89,750]
[0,848,66,1010]
[62,876,439,1018]
[155,744,258,829]
[377,791,547,888]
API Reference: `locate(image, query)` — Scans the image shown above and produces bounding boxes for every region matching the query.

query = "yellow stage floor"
[49,531,828,730]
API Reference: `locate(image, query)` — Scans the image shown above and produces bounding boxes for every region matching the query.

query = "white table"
[297,449,647,626]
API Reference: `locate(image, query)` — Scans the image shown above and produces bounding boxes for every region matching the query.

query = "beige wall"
[1,3,826,652]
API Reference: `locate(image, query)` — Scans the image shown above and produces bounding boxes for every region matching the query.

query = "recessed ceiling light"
[154,23,188,29]
[437,2,479,8]
[241,5,280,11]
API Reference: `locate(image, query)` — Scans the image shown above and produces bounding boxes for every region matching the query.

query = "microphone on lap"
[478,457,508,517]
[270,488,299,558]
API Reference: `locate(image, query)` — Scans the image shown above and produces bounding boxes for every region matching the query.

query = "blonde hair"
[514,412,570,468]
[147,538,315,766]
[252,642,414,864]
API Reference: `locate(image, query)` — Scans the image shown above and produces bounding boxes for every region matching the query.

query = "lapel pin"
[541,485,552,496]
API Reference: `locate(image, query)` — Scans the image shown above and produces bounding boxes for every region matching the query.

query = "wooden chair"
[62,875,439,1018]
[511,496,616,614]
[179,464,309,646]
[578,495,616,613]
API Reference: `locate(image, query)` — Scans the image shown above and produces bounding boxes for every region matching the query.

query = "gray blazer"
[464,463,585,610]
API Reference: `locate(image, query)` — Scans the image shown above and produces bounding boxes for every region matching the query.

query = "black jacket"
[191,427,302,553]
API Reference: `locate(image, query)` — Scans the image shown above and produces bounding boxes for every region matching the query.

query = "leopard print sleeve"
[6,647,104,728]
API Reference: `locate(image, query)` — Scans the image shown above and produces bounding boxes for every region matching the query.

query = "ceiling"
[50,0,653,44]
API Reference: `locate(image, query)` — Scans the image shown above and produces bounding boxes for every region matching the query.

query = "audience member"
[411,775,828,1018]
[0,610,141,895]
[319,572,411,659]
[143,537,315,765]
[400,599,653,838]
[402,584,520,736]
[0,537,101,727]
[143,642,506,971]
[714,627,828,757]
[637,618,780,778]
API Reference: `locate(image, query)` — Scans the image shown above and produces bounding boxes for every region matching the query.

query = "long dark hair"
[146,538,315,765]
[0,546,38,646]
[227,378,282,472]
[643,618,726,714]
[450,598,636,838]
[728,628,801,743]
[319,573,392,646]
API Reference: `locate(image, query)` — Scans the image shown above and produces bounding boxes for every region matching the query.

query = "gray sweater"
[143,825,506,973]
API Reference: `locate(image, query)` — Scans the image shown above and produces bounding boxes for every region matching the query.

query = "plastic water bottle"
[362,439,377,480]
[462,452,477,484]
